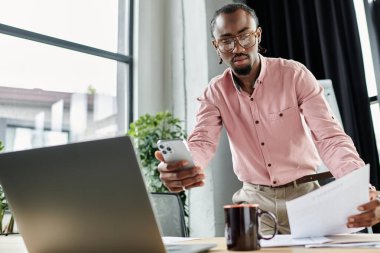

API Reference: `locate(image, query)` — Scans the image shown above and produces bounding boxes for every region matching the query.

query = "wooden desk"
[182,236,380,252]
[2,234,380,252]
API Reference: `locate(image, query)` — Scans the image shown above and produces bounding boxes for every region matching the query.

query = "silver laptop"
[0,136,215,253]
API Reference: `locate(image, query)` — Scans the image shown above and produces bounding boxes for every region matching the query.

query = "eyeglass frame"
[212,28,261,53]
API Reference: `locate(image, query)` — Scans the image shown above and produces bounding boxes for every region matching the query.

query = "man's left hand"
[347,188,380,228]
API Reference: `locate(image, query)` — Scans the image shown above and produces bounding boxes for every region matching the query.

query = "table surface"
[3,234,380,252]
[182,235,380,252]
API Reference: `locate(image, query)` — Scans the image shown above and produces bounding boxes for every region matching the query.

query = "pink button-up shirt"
[188,55,364,186]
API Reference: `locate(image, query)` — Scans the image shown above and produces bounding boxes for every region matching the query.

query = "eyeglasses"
[214,30,259,53]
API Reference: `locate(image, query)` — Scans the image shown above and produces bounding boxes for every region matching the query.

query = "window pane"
[370,103,380,160]
[0,34,123,151]
[0,34,116,95]
[0,0,121,52]
[353,0,378,97]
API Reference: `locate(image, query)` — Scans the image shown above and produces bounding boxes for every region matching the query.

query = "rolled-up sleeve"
[296,66,365,178]
[188,87,223,169]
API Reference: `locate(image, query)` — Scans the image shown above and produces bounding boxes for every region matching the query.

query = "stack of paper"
[260,234,331,247]
[260,233,380,248]
[306,234,380,248]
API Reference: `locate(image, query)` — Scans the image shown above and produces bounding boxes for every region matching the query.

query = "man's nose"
[232,40,245,54]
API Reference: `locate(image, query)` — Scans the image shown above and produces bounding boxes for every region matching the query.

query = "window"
[0,0,133,151]
[0,1,119,52]
[353,0,380,160]
[371,104,380,156]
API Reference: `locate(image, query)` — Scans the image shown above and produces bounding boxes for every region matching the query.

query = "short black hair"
[210,3,259,39]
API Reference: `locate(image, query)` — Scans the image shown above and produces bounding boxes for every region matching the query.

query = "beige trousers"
[232,181,320,235]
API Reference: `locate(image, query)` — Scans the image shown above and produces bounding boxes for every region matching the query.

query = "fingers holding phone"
[155,140,205,192]
[158,161,205,192]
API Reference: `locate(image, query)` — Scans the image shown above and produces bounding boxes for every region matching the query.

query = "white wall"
[204,0,242,237]
[134,0,239,236]
[134,0,167,116]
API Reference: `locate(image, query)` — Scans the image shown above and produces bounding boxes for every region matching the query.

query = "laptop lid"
[0,136,166,253]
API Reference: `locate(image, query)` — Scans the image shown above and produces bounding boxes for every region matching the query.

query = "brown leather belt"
[270,171,334,188]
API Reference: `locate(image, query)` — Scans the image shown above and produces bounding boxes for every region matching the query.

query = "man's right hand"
[154,151,205,192]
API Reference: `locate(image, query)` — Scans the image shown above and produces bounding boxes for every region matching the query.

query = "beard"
[231,53,252,76]
[233,65,252,76]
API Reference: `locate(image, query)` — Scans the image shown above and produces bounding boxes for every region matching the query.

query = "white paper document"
[162,237,200,244]
[260,234,331,247]
[286,164,370,238]
[306,233,380,248]
[305,242,380,248]
[0,235,28,253]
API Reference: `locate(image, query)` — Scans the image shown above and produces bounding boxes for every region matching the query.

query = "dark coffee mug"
[224,204,277,251]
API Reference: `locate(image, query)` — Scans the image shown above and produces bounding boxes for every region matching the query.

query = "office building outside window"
[0,0,133,151]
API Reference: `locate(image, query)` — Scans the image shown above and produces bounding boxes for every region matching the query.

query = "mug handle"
[257,209,278,240]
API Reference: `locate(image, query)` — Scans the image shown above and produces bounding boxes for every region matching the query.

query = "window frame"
[0,0,134,134]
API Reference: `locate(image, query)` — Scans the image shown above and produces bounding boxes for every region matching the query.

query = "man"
[155,3,379,233]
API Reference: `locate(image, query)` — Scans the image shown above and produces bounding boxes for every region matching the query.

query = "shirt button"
[273,180,277,184]
[255,120,259,124]
[279,113,283,117]
[268,163,272,167]
[332,116,335,119]
[261,142,265,146]
[250,97,254,101]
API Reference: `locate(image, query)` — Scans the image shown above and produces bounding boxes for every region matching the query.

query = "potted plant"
[127,111,189,229]
[0,141,14,235]
[0,141,4,230]
[0,141,15,235]
[0,185,6,233]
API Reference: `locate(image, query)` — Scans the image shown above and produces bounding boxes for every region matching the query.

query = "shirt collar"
[230,54,267,94]
[231,73,242,93]
[256,54,267,84]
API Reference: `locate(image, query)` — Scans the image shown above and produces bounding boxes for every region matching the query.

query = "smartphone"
[157,139,195,170]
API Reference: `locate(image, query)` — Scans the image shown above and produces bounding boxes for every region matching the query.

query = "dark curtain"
[374,1,380,49]
[244,0,380,231]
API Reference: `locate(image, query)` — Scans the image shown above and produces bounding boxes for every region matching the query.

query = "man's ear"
[212,40,218,50]
[256,27,262,43]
